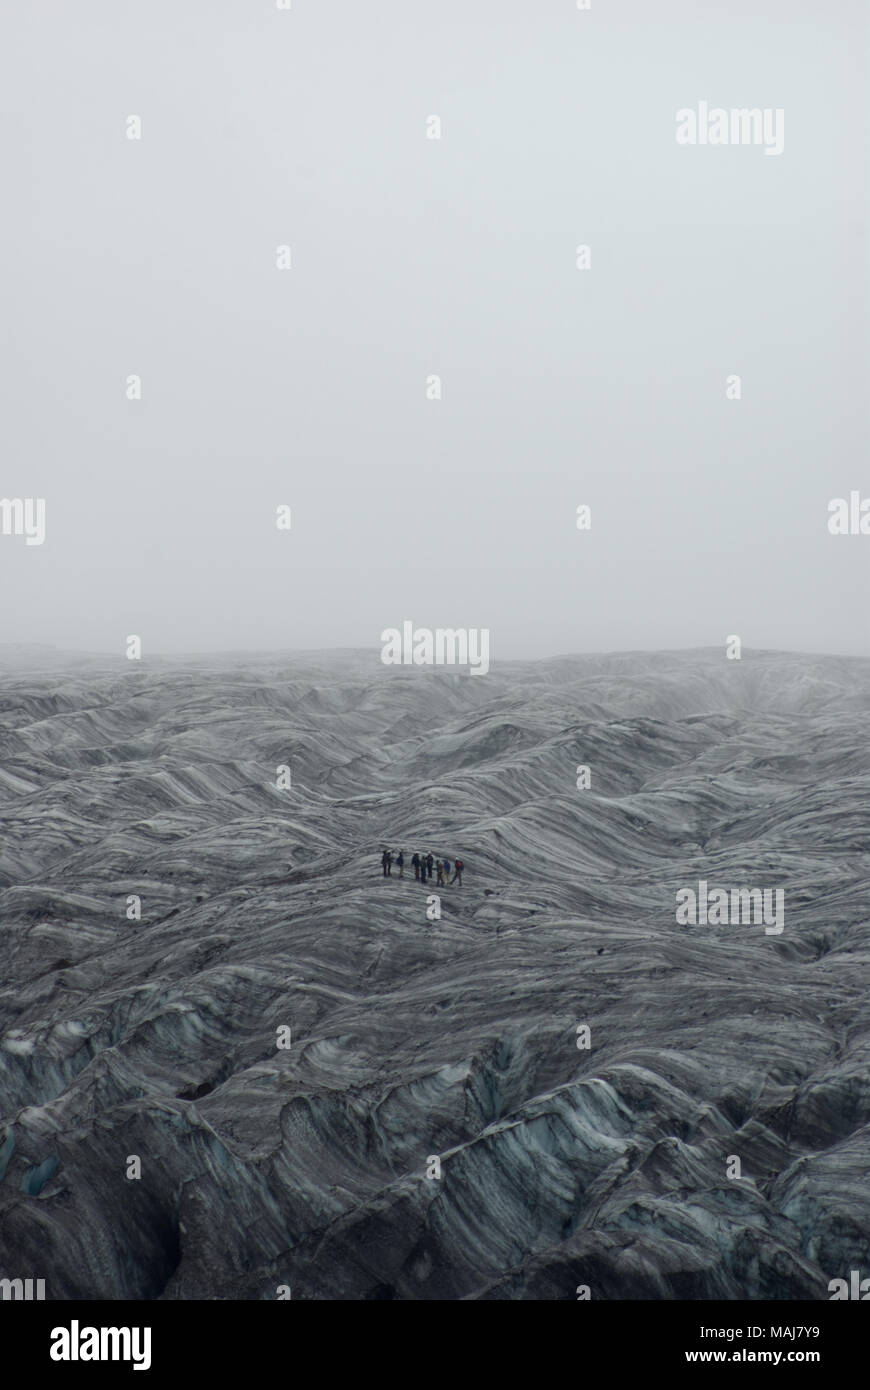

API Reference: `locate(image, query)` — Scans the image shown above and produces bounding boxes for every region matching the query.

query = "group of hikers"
[380,849,464,886]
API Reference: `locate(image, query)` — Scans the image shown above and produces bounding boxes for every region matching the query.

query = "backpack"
[456,860,463,871]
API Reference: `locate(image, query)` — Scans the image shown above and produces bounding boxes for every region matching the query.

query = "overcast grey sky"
[1,0,867,659]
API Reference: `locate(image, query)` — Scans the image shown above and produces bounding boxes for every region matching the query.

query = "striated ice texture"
[0,646,868,1299]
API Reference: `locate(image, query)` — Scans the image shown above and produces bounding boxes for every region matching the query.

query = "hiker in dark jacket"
[381,849,392,877]
[451,858,463,885]
[396,851,404,879]
[411,852,420,880]
[426,853,434,879]
[442,857,451,881]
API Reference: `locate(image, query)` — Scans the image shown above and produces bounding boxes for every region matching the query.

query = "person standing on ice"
[426,852,434,880]
[381,849,392,877]
[411,852,420,880]
[396,850,404,879]
[436,860,445,886]
[451,859,463,886]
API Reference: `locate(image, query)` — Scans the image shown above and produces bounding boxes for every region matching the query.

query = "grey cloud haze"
[1,0,866,657]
